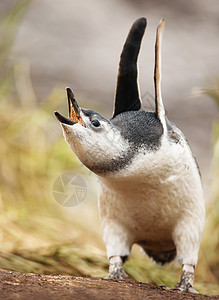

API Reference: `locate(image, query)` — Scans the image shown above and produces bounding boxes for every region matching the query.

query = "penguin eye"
[91,120,101,127]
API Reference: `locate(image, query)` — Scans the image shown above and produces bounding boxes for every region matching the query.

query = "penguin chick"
[54,18,205,293]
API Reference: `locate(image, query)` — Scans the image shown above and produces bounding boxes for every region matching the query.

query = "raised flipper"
[154,19,167,133]
[112,18,147,118]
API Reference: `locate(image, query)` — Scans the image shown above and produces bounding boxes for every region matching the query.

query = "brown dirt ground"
[0,269,218,300]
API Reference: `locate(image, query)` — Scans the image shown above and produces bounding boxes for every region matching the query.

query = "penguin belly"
[98,137,205,264]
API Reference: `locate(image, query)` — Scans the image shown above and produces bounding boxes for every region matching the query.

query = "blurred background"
[0,0,218,295]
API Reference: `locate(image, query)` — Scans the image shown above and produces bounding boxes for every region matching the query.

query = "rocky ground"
[0,269,218,300]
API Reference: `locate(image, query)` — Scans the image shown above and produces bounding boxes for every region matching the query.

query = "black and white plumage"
[55,18,205,293]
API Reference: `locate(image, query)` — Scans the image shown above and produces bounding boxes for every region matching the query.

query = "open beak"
[54,87,85,127]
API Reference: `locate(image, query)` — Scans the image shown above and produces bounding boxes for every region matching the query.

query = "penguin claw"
[160,285,171,291]
[187,287,199,294]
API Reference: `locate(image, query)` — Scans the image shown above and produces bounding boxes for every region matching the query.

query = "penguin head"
[55,18,166,176]
[55,88,130,174]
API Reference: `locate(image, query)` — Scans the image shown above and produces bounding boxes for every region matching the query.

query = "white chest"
[98,135,205,243]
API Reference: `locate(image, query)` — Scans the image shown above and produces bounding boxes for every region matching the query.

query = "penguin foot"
[173,283,199,294]
[108,256,129,279]
[174,264,198,293]
[160,284,198,294]
[108,266,129,279]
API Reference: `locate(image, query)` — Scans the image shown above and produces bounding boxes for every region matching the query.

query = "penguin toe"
[108,269,129,279]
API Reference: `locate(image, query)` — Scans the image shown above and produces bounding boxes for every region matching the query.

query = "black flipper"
[112,18,147,118]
